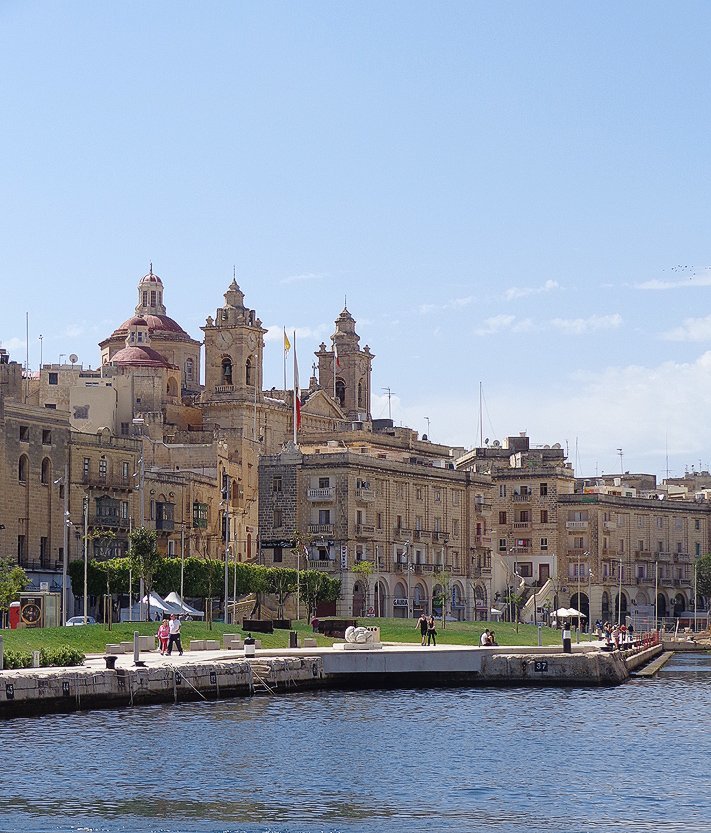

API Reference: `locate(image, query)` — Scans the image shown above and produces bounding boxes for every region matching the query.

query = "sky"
[2,2,711,480]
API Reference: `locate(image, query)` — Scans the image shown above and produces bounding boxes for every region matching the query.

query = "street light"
[82,494,89,624]
[54,464,71,626]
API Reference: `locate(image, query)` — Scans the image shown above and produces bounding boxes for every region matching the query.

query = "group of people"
[479,628,498,646]
[416,613,438,646]
[593,619,634,650]
[157,613,184,656]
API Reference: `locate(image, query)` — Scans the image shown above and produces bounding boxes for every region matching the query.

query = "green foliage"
[267,566,298,619]
[128,528,162,619]
[0,558,28,614]
[696,553,711,598]
[3,647,85,669]
[299,571,341,622]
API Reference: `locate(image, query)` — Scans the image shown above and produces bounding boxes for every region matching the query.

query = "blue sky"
[2,2,711,479]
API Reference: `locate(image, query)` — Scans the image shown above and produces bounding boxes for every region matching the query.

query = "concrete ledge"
[204,640,220,651]
[105,644,124,655]
[189,640,205,651]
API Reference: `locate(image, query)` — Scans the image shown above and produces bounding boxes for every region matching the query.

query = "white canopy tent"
[164,592,205,618]
[122,591,183,622]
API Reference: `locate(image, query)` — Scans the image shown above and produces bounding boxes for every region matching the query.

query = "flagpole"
[283,327,287,392]
[333,340,336,400]
[293,330,298,445]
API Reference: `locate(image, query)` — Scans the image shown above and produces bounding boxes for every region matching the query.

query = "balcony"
[566,521,588,530]
[635,550,651,558]
[474,534,492,546]
[414,529,431,541]
[81,474,133,491]
[91,515,130,530]
[432,531,448,542]
[355,524,375,537]
[471,566,492,578]
[354,488,374,502]
[214,384,236,394]
[512,494,531,502]
[603,521,616,531]
[393,527,411,538]
[308,559,338,572]
[155,518,175,531]
[512,521,531,530]
[308,523,334,535]
[307,487,335,501]
[656,551,673,561]
[673,553,690,562]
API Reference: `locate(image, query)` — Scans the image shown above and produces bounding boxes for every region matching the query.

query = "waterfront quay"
[0,640,663,718]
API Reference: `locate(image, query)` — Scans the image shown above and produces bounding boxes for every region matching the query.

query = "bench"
[189,640,206,651]
[204,639,220,651]
[302,637,317,648]
[105,644,123,654]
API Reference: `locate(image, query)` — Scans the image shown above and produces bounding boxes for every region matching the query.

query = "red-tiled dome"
[111,345,175,368]
[126,316,148,327]
[111,314,189,339]
[139,271,164,286]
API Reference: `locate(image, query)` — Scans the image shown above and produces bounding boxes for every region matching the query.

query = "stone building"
[456,434,575,622]
[258,432,493,619]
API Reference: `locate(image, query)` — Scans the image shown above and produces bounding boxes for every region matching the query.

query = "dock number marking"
[534,661,549,673]
[5,683,14,700]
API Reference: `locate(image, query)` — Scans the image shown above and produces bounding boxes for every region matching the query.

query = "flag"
[334,341,340,368]
[283,329,291,352]
[293,331,301,437]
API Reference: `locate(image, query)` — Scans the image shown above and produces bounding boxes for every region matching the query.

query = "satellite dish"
[544,445,550,449]
[69,354,78,364]
[552,443,561,449]
[492,440,501,448]
[484,438,489,445]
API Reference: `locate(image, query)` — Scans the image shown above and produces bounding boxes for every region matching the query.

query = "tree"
[0,559,27,626]
[267,566,298,620]
[300,571,340,622]
[695,553,711,601]
[351,560,373,616]
[433,568,452,630]
[127,528,162,621]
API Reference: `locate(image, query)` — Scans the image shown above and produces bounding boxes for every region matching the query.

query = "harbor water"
[2,652,710,833]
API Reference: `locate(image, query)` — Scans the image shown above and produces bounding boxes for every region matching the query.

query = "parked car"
[65,616,97,626]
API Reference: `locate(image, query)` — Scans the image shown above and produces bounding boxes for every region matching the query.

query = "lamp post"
[654,560,659,632]
[55,464,71,626]
[82,494,89,624]
[618,557,623,625]
[588,568,594,640]
[222,475,230,624]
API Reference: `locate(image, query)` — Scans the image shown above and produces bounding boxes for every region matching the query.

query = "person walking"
[426,615,437,646]
[157,618,170,655]
[416,613,428,646]
[166,613,183,656]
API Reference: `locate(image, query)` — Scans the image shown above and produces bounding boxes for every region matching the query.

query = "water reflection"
[2,656,711,833]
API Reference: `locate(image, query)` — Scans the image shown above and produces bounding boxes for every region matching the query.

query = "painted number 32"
[534,661,548,673]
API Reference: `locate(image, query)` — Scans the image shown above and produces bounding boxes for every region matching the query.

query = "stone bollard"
[289,631,298,649]
[0,634,4,671]
[32,650,41,668]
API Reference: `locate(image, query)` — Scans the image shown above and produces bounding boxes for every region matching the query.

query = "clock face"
[218,330,232,349]
[247,333,257,349]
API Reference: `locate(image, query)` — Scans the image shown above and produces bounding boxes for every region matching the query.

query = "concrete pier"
[0,640,658,718]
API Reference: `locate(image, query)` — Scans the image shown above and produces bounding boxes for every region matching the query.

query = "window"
[452,519,459,538]
[619,539,624,553]
[121,422,129,436]
[167,540,176,556]
[193,502,208,529]
[42,430,51,445]
[656,517,663,529]
[540,537,548,550]
[318,477,330,489]
[517,562,533,578]
[433,517,441,533]
[99,457,107,482]
[83,457,90,480]
[498,511,507,525]
[396,514,402,529]
[18,455,28,483]
[156,502,175,530]
[499,485,507,498]
[356,509,364,525]
[273,546,283,563]
[433,488,441,502]
[452,491,460,506]
[273,507,283,528]
[675,517,683,530]
[272,476,282,493]
[695,519,701,531]
[17,535,26,562]
[185,358,194,383]
[150,290,156,306]
[573,536,584,549]
[415,515,422,531]
[696,542,701,557]
[318,509,331,525]
[539,482,548,496]
[122,462,130,483]
[395,482,404,498]
[677,542,683,553]
[40,457,51,484]
[121,501,129,519]
[657,540,663,553]
[44,404,56,409]
[540,509,549,524]
[40,536,48,562]
[221,357,232,385]
[48,372,58,385]
[19,425,29,442]
[416,487,423,500]
[245,356,253,386]
[498,538,507,552]
[376,512,383,530]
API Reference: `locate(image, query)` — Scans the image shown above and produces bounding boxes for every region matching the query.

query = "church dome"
[111,314,189,338]
[111,345,175,368]
[138,270,164,286]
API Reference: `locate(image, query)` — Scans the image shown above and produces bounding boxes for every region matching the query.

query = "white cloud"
[504,279,559,301]
[550,313,622,335]
[475,314,516,335]
[264,323,330,343]
[0,337,24,352]
[417,296,473,315]
[662,315,711,342]
[280,272,324,285]
[635,271,711,290]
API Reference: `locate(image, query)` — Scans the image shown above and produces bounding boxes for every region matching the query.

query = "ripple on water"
[3,658,711,833]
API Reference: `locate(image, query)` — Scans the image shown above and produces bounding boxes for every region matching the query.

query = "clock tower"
[316,306,374,421]
[202,278,267,402]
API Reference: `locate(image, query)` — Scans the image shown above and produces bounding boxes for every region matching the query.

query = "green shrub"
[2,647,84,669]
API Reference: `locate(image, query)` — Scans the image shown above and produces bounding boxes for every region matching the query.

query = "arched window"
[41,457,51,485]
[357,380,363,408]
[335,379,345,406]
[185,357,194,383]
[18,454,28,483]
[245,357,253,386]
[221,357,232,385]
[247,532,252,559]
[167,378,177,397]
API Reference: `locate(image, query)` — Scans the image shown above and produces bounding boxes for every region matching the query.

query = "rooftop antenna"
[424,416,430,437]
[617,448,624,475]
[382,387,394,420]
[479,381,483,447]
